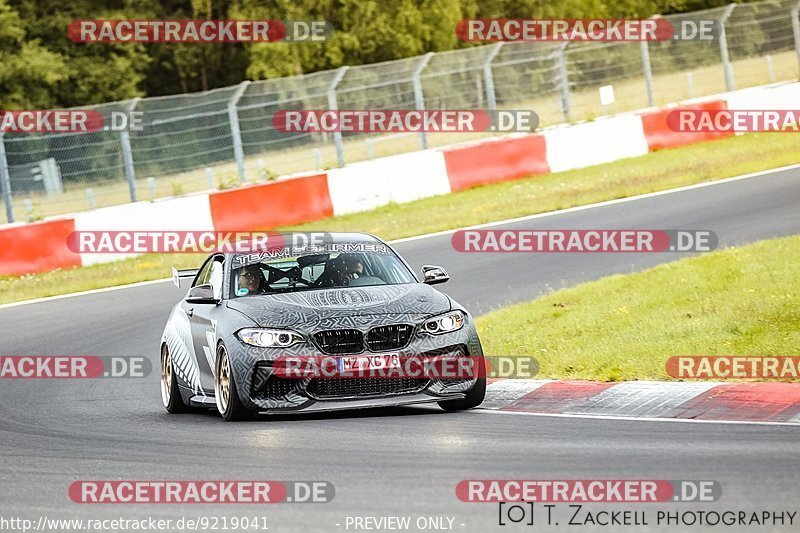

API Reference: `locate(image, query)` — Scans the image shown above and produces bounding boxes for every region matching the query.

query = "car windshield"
[230,248,416,297]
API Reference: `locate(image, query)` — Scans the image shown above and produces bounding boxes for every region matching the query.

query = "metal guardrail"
[2,0,800,223]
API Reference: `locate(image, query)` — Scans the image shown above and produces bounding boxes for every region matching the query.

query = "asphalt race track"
[1,167,799,531]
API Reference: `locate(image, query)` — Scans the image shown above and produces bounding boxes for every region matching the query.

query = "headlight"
[422,311,465,335]
[238,328,304,348]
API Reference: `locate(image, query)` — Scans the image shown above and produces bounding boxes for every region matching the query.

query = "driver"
[237,264,267,295]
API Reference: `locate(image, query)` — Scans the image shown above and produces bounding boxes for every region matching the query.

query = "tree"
[0,0,67,109]
[7,0,150,106]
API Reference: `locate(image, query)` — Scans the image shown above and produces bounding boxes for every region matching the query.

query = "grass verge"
[281,132,800,237]
[477,235,800,381]
[1,131,799,305]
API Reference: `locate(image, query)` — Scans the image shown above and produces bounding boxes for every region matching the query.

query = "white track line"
[391,162,800,243]
[478,408,800,427]
[0,277,172,310]
[2,162,798,310]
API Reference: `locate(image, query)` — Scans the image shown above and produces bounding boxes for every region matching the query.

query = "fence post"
[640,40,655,107]
[483,42,504,112]
[719,3,737,92]
[327,66,349,167]
[206,167,214,189]
[792,0,800,72]
[412,52,434,149]
[0,133,12,223]
[228,81,251,183]
[120,97,140,202]
[766,55,775,82]
[557,43,571,121]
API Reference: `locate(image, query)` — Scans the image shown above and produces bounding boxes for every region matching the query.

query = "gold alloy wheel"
[160,345,172,407]
[215,345,231,414]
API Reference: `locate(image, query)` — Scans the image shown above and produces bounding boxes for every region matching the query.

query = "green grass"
[1,131,799,305]
[0,254,200,305]
[281,132,800,237]
[477,235,800,382]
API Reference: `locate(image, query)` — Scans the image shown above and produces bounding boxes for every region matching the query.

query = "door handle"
[187,308,194,318]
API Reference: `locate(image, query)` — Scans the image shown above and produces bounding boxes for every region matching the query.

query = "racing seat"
[315,256,347,287]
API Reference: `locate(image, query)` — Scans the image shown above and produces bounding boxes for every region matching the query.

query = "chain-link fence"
[2,0,800,224]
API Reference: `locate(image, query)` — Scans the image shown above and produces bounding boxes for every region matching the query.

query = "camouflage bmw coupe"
[160,233,485,421]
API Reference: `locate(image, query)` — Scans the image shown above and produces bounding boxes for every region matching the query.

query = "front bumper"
[256,390,469,415]
[229,316,483,412]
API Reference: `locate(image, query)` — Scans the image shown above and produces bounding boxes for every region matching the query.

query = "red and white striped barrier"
[73,194,215,266]
[327,150,451,215]
[544,114,650,172]
[483,380,800,423]
[0,218,80,275]
[2,82,798,276]
[641,99,733,151]
[208,172,332,231]
[443,134,549,191]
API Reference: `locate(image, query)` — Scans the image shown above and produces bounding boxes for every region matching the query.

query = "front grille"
[313,329,364,354]
[307,377,428,399]
[366,324,413,351]
[251,364,296,399]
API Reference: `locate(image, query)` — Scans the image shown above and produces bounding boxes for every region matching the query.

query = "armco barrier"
[209,173,332,231]
[0,218,80,276]
[725,83,800,112]
[3,83,795,277]
[73,194,215,266]
[327,151,451,216]
[641,100,733,151]
[443,135,549,192]
[544,114,650,173]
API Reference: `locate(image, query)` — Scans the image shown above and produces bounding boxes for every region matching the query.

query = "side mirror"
[421,265,449,285]
[186,284,218,304]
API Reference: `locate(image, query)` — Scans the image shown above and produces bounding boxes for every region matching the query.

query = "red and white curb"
[483,380,800,424]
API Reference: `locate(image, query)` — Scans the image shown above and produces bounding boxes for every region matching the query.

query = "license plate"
[337,354,400,374]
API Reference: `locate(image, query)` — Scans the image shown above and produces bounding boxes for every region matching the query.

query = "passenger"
[342,254,364,282]
[315,254,364,287]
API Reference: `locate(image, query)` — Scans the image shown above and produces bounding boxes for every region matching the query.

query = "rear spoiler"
[172,267,199,288]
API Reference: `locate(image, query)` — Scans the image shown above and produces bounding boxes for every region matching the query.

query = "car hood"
[226,283,451,327]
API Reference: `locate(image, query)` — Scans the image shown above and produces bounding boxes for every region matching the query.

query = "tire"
[438,357,486,412]
[215,343,254,421]
[161,344,189,413]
